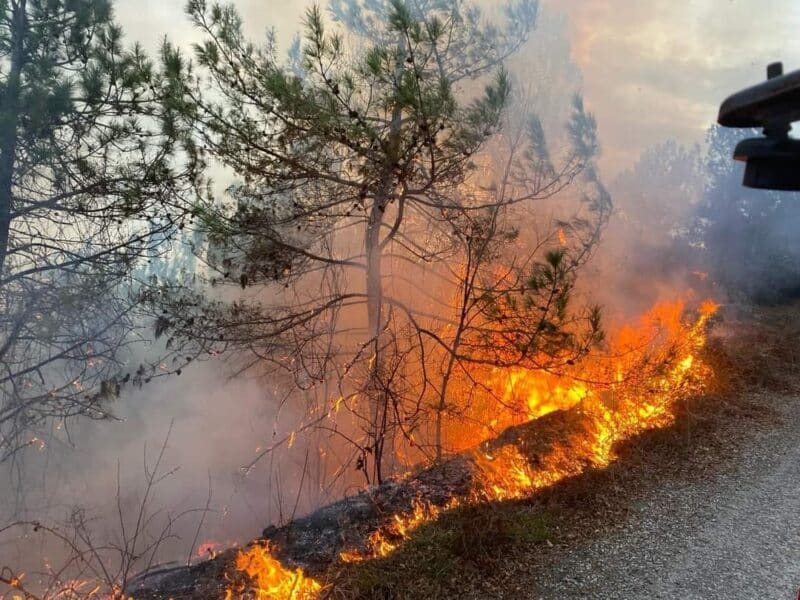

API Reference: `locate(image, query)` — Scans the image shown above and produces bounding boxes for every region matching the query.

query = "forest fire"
[471,298,718,499]
[225,298,718,598]
[1,0,796,598]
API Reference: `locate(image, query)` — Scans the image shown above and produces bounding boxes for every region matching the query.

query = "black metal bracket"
[718,62,800,190]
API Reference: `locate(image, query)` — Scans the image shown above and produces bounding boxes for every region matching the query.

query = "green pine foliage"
[152,0,609,479]
[0,0,197,460]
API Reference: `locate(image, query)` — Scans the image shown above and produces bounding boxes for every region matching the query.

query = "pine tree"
[0,0,197,460]
[156,0,607,482]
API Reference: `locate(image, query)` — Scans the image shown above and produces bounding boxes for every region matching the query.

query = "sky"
[552,0,800,175]
[115,0,800,178]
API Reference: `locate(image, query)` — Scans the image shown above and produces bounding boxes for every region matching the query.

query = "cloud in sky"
[549,0,800,175]
[114,0,800,176]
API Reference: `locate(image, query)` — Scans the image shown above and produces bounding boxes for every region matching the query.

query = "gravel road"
[533,393,800,600]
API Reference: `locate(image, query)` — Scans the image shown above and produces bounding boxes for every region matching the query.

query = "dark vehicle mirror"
[718,63,800,190]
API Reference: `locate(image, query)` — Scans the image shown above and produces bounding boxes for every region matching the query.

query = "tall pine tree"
[156,0,607,482]
[0,0,197,460]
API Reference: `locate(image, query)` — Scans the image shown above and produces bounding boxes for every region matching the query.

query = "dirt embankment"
[136,304,800,599]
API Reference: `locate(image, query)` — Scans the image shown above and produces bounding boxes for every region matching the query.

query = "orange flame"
[225,544,321,599]
[339,499,458,562]
[496,369,590,422]
[226,298,718,593]
[471,298,717,500]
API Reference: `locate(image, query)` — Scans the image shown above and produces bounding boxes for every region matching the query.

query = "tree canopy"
[0,0,197,460]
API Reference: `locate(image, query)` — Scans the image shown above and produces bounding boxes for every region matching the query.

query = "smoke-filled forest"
[2,1,800,599]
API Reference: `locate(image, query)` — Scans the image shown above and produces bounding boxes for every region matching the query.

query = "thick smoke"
[588,124,800,318]
[582,139,706,318]
[0,352,319,576]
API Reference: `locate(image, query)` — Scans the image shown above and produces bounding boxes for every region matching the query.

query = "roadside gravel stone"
[532,393,800,600]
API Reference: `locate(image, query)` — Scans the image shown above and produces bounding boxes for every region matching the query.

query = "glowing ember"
[197,541,223,560]
[225,544,321,599]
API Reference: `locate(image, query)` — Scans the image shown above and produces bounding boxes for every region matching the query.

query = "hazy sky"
[555,0,800,174]
[115,0,800,177]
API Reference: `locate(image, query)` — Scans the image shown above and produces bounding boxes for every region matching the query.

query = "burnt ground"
[135,304,800,600]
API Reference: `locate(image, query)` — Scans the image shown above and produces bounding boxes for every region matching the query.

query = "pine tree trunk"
[365,192,385,483]
[364,78,404,482]
[361,31,416,483]
[0,0,25,278]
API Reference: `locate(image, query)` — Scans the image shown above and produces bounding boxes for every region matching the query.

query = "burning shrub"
[212,297,718,600]
[225,543,321,600]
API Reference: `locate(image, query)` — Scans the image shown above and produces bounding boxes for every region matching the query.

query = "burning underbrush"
[16,294,788,600]
[128,296,724,599]
[224,544,321,600]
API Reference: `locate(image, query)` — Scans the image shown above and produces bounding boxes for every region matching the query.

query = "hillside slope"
[136,305,800,599]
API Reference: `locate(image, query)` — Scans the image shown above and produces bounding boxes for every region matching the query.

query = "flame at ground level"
[224,543,320,600]
[445,298,718,451]
[471,298,717,499]
[338,499,454,562]
[225,298,718,598]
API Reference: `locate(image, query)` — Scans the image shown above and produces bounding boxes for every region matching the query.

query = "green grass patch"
[328,502,551,599]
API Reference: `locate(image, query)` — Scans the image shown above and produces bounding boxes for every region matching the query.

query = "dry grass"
[707,303,800,393]
[323,502,551,600]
